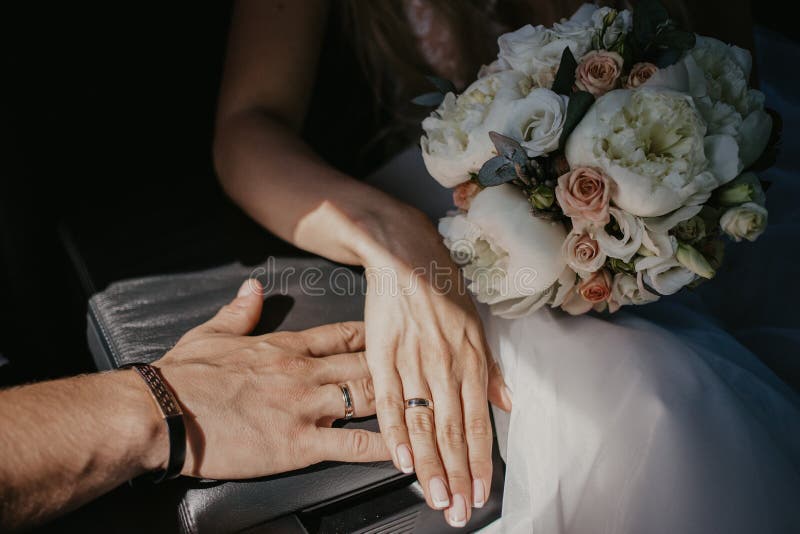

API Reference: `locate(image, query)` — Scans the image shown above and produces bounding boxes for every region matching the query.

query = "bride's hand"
[357,207,512,528]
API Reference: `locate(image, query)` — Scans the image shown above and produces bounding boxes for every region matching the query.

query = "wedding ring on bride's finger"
[404,398,434,411]
[339,384,355,421]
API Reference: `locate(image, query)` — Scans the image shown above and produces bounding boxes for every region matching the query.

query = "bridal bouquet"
[419,0,779,318]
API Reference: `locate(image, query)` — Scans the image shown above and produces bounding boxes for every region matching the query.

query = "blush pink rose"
[575,51,623,97]
[453,181,481,210]
[562,230,606,274]
[625,62,659,89]
[561,269,613,315]
[555,167,614,224]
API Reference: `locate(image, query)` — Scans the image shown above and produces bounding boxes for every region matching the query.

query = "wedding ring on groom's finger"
[339,384,355,421]
[405,398,434,411]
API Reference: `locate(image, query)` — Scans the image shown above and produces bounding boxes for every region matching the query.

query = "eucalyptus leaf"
[425,75,457,95]
[633,0,670,45]
[489,131,529,169]
[478,156,519,187]
[411,92,446,107]
[558,91,594,151]
[551,47,578,95]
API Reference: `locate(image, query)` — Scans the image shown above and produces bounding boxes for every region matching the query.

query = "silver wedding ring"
[340,384,355,421]
[405,398,434,410]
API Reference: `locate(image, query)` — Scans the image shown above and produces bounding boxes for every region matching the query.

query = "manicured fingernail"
[429,477,450,509]
[473,479,486,508]
[237,280,252,297]
[396,444,414,474]
[448,494,467,527]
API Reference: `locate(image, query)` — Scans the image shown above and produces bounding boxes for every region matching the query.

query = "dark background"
[2,2,797,532]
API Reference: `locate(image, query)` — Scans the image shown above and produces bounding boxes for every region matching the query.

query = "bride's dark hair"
[342,0,690,115]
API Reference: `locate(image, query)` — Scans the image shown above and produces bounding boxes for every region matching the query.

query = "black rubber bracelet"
[129,363,186,483]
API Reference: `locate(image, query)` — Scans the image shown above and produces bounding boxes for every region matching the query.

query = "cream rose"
[421,70,531,188]
[635,239,697,295]
[575,51,624,97]
[608,272,659,313]
[483,88,568,157]
[719,202,768,242]
[565,89,741,216]
[562,230,606,275]
[625,62,658,89]
[555,166,614,224]
[438,184,568,318]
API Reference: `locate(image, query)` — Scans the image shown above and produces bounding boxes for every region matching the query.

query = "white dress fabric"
[367,26,800,534]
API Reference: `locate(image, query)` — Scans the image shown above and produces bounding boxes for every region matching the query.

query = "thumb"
[487,356,513,412]
[198,279,264,336]
[310,428,391,464]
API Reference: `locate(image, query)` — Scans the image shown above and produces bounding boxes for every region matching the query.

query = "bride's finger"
[370,365,414,475]
[312,379,376,423]
[401,377,451,512]
[430,379,473,528]
[461,373,493,509]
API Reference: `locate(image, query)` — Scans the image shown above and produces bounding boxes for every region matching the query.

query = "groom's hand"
[142,279,390,479]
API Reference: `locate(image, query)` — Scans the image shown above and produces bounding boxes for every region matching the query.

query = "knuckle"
[376,394,404,414]
[348,429,372,456]
[361,378,375,404]
[335,322,360,347]
[407,411,435,437]
[440,421,466,448]
[415,454,444,474]
[280,355,314,374]
[467,417,491,440]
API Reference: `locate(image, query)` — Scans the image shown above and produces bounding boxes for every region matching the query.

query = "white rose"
[719,202,768,242]
[438,184,567,317]
[565,89,741,216]
[483,88,568,157]
[421,71,531,188]
[635,238,697,295]
[497,24,588,88]
[608,272,659,312]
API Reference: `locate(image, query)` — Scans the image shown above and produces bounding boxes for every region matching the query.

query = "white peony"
[565,88,741,216]
[497,24,589,88]
[438,184,567,317]
[720,202,768,242]
[421,71,531,188]
[686,36,772,168]
[483,88,568,157]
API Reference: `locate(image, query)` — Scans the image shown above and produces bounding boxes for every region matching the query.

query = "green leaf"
[411,92,445,107]
[425,75,457,95]
[489,132,528,167]
[551,47,578,95]
[633,0,670,45]
[558,91,594,151]
[477,156,519,187]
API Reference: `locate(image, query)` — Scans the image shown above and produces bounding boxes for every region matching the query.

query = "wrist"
[117,369,170,474]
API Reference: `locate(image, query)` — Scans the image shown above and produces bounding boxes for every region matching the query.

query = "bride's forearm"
[214,109,444,267]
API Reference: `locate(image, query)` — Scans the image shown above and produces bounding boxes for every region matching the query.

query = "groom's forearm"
[0,371,166,531]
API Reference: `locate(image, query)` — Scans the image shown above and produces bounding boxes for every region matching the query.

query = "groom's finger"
[294,321,366,357]
[312,378,376,421]
[308,427,391,463]
[314,351,370,384]
[191,279,263,337]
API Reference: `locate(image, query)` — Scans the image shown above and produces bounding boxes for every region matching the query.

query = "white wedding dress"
[368,26,800,534]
